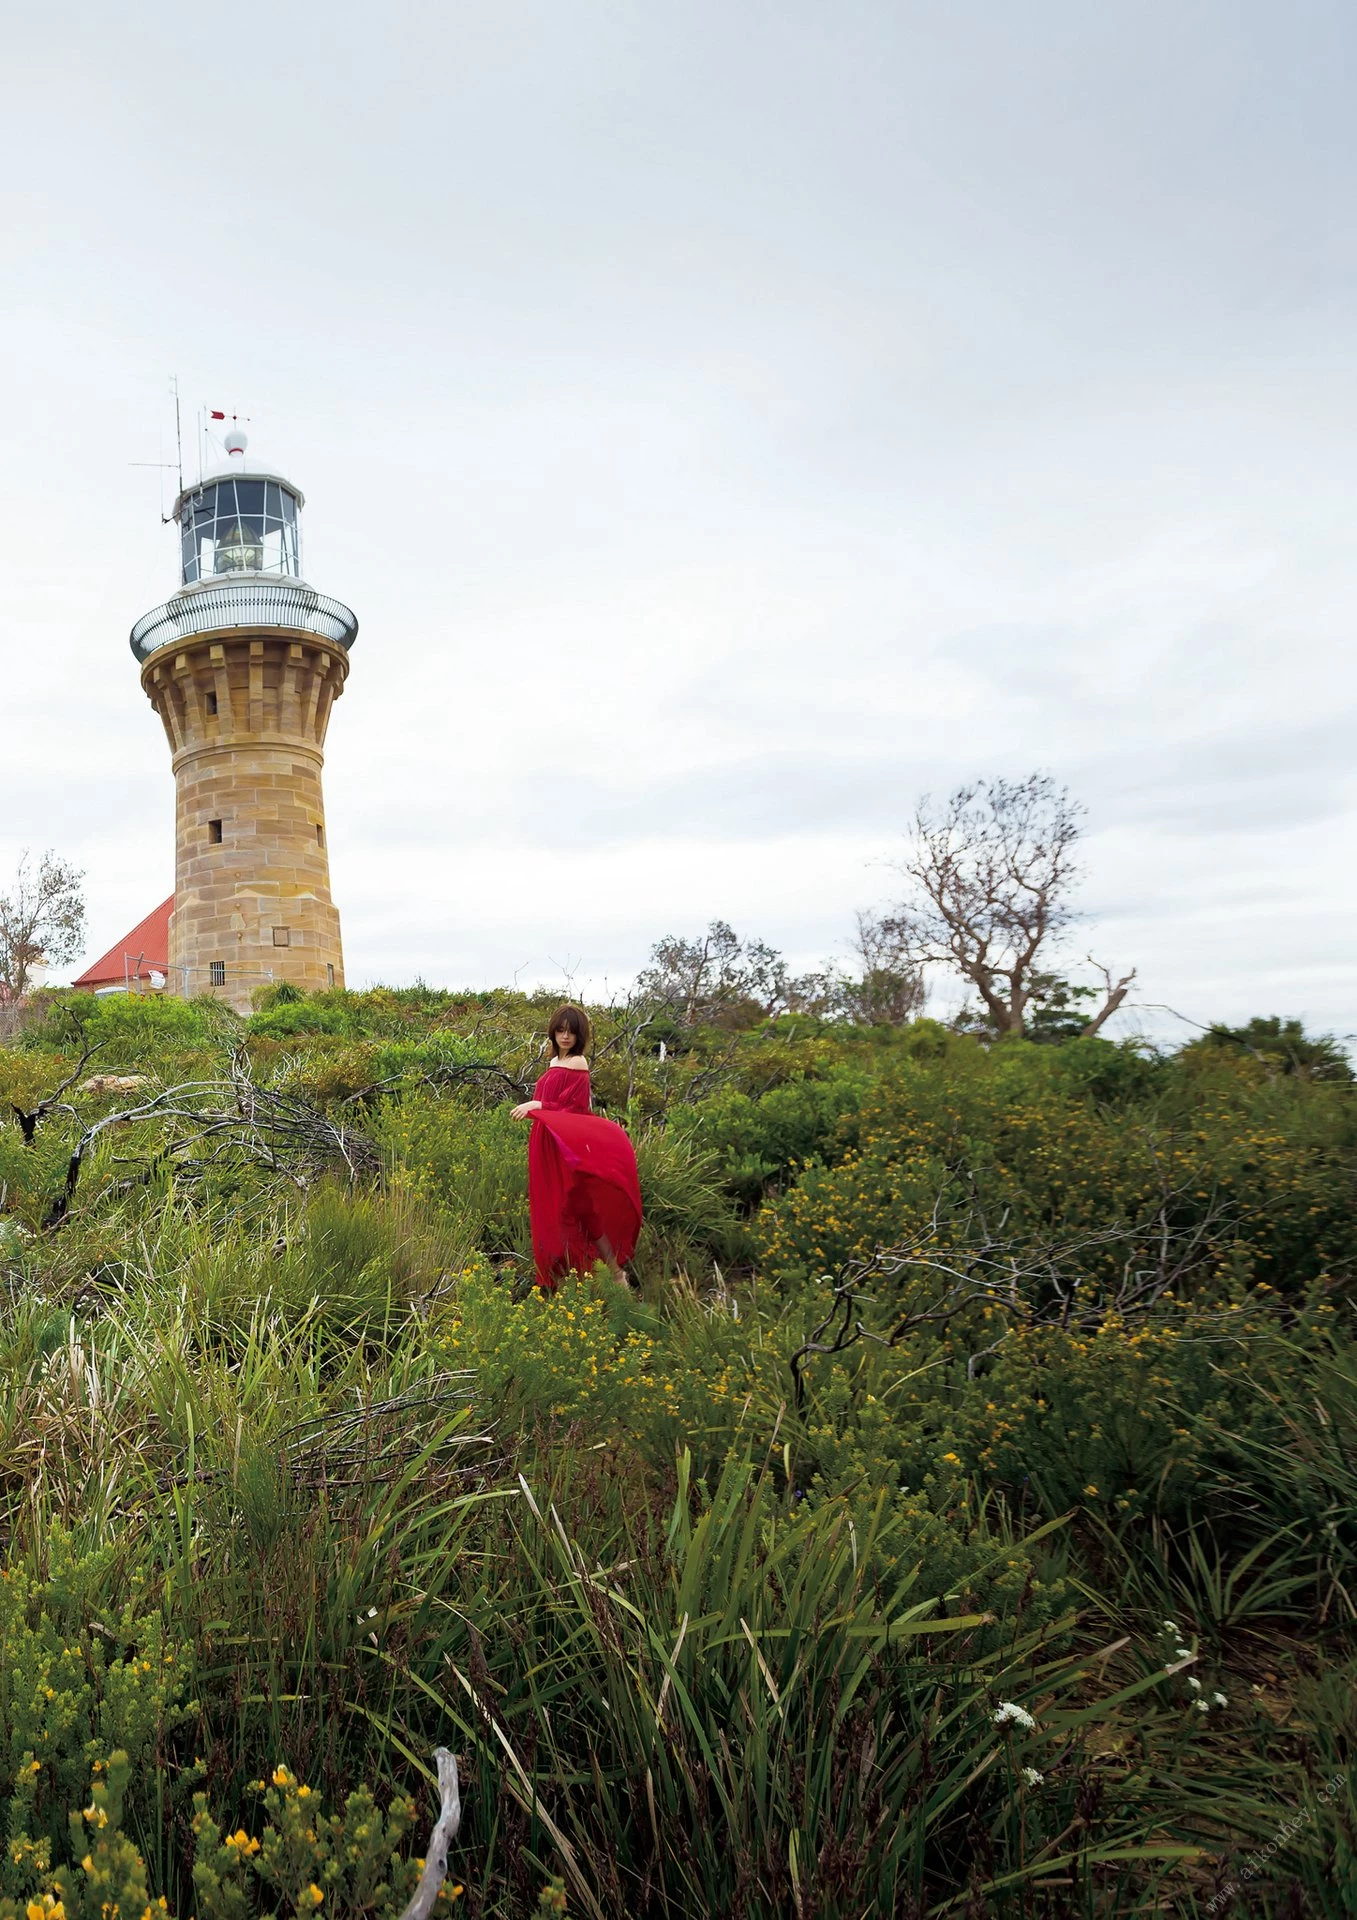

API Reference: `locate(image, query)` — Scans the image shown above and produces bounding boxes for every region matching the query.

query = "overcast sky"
[2,0,1353,1040]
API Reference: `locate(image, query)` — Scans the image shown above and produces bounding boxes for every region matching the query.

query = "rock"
[79,1074,153,1097]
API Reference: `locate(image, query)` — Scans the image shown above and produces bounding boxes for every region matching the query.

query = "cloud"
[2,0,1354,1041]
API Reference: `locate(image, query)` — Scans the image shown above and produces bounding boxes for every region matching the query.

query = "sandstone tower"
[130,434,358,1012]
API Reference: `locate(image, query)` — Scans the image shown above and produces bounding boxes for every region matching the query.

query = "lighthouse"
[130,433,358,1011]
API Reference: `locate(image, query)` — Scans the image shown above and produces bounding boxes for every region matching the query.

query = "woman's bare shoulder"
[553,1055,589,1070]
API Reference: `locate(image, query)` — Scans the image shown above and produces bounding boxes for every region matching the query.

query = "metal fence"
[93,963,277,1001]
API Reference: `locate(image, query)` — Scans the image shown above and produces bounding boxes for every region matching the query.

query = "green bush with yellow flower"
[433,1265,682,1440]
[0,1545,462,1920]
[0,1540,189,1876]
[752,1037,1355,1294]
[942,1305,1288,1518]
[2,1751,466,1920]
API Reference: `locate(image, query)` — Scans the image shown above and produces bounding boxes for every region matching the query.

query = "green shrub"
[246,999,356,1040]
[437,1268,680,1442]
[754,1047,1356,1295]
[191,1762,460,1920]
[18,995,234,1065]
[949,1312,1266,1519]
[0,1540,190,1872]
[374,1095,528,1257]
[0,1751,466,1920]
[677,1069,870,1205]
[0,1127,76,1230]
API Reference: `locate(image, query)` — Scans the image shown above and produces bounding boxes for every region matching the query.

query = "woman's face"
[554,1024,577,1055]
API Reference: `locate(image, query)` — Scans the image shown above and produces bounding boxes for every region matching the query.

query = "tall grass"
[2,993,1354,1914]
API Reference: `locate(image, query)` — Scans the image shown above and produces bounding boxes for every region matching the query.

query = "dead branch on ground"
[398,1749,462,1920]
[41,1056,384,1228]
[787,1176,1249,1407]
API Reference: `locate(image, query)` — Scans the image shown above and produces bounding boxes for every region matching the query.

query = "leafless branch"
[1082,956,1138,1037]
[40,1066,384,1229]
[397,1749,462,1920]
[336,1061,533,1108]
[788,1176,1249,1406]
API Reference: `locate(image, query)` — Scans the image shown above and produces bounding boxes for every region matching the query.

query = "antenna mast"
[171,374,183,495]
[130,379,187,517]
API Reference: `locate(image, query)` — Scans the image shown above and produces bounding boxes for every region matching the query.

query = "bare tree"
[637,920,794,1027]
[881,775,1133,1039]
[0,850,86,1002]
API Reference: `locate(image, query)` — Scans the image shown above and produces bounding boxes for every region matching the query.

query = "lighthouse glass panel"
[180,479,301,583]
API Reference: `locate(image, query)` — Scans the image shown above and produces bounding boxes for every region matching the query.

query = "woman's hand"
[510,1100,541,1120]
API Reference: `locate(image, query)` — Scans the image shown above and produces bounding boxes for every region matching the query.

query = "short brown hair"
[547,1003,591,1058]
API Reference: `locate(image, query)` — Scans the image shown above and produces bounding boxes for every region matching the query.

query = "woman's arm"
[510,1099,543,1119]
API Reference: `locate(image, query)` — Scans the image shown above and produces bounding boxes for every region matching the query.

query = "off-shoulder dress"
[527,1065,642,1289]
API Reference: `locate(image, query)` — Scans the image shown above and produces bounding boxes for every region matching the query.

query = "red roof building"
[72,897,174,993]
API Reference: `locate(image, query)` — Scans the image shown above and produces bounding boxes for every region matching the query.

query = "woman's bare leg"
[596,1235,632,1288]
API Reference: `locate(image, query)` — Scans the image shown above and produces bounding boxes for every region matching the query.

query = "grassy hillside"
[0,987,1353,1917]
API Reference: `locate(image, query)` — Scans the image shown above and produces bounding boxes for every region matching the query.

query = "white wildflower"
[1195,1698,1210,1713]
[1213,1691,1228,1707]
[993,1701,1037,1731]
[1187,1676,1202,1691]
[1021,1766,1044,1786]
[1163,1620,1180,1634]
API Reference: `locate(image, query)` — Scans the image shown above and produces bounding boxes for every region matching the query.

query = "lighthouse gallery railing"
[130,582,359,660]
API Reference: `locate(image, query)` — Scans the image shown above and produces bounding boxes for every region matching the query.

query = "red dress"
[528,1065,642,1289]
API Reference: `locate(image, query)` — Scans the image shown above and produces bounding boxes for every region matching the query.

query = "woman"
[511,1003,643,1290]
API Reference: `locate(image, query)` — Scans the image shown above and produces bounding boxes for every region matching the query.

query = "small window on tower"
[272,927,291,947]
[206,690,218,715]
[209,961,226,986]
[327,963,336,988]
[208,819,223,843]
[316,824,324,846]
